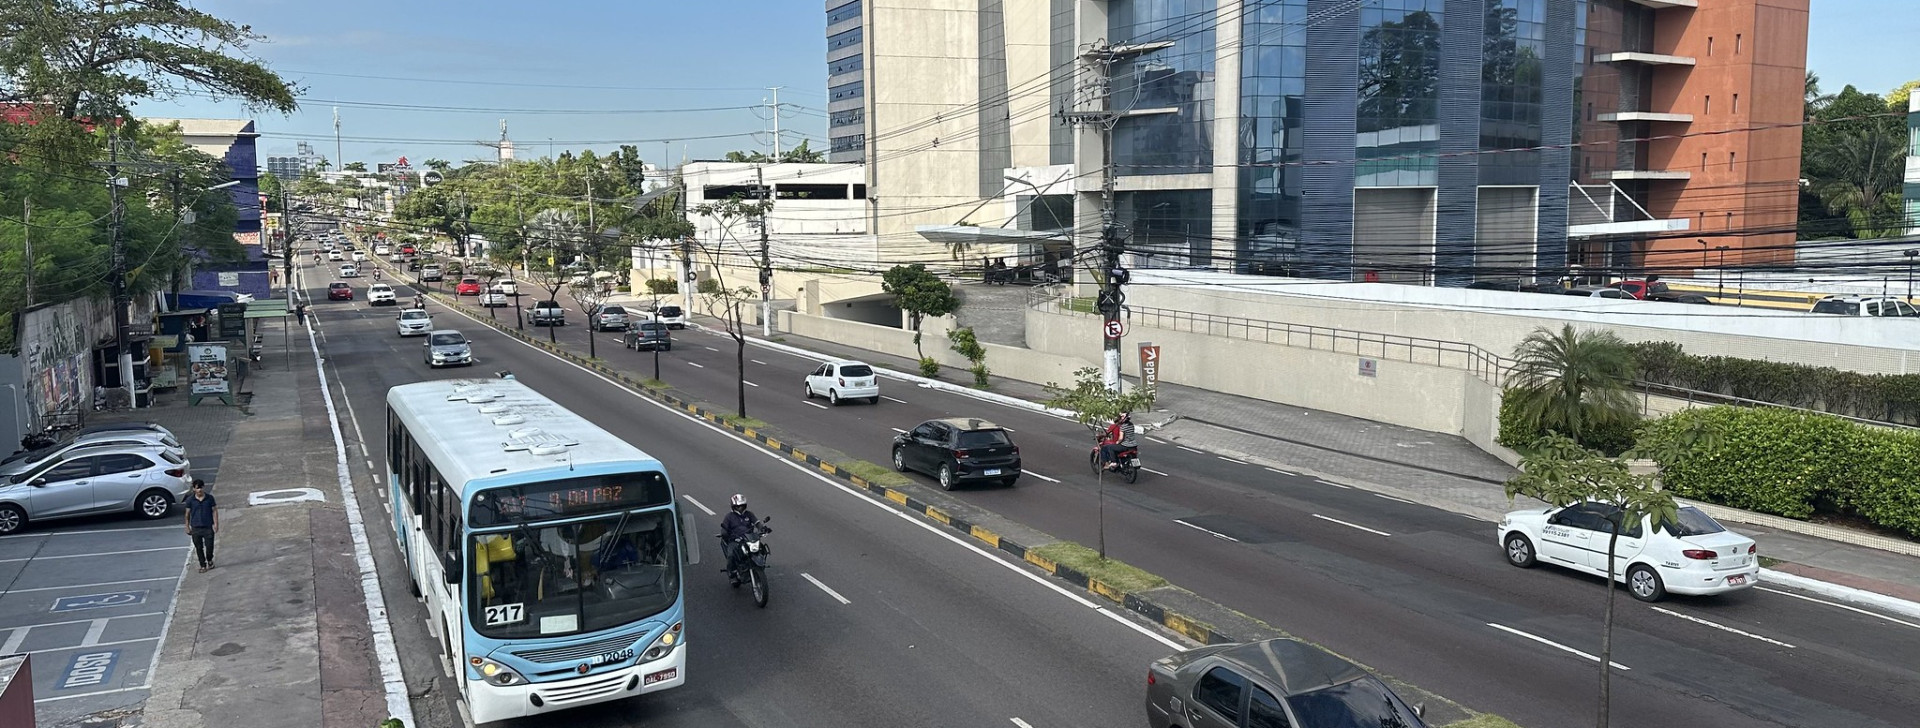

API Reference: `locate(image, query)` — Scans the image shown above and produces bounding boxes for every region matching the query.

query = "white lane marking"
[1176,445,1205,455]
[306,310,418,727]
[1217,456,1248,465]
[744,380,760,387]
[0,628,23,655]
[80,618,109,646]
[1011,719,1036,728]
[1146,436,1168,444]
[801,573,852,605]
[0,576,176,595]
[25,635,160,655]
[1649,606,1796,648]
[1461,513,1495,522]
[681,495,716,516]
[1142,467,1170,477]
[705,346,719,352]
[1486,623,1631,670]
[0,524,180,540]
[1174,519,1241,543]
[1312,479,1352,490]
[1311,514,1391,537]
[1373,493,1416,505]
[0,546,188,564]
[1758,587,1920,631]
[751,359,769,365]
[364,459,376,472]
[890,428,909,434]
[882,396,908,404]
[1024,470,1061,483]
[33,684,152,703]
[687,361,705,368]
[1264,467,1297,476]
[446,306,1189,652]
[804,401,830,410]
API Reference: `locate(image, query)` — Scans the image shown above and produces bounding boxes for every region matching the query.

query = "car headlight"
[640,622,683,662]
[470,656,525,686]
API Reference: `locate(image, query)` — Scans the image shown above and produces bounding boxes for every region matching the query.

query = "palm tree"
[423,158,452,172]
[1505,325,1638,447]
[1805,71,1834,120]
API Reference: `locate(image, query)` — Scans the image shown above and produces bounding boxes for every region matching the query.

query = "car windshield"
[430,333,466,346]
[401,311,429,321]
[956,429,1011,448]
[372,285,390,292]
[659,306,683,316]
[469,509,681,639]
[331,283,348,289]
[1812,299,1860,315]
[840,364,874,377]
[1286,676,1427,728]
[640,323,666,332]
[601,307,625,315]
[462,278,478,284]
[1663,506,1727,537]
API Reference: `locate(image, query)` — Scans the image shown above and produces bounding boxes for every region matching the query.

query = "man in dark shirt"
[183,479,219,572]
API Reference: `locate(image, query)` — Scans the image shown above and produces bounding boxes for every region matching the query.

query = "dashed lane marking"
[1174,519,1241,543]
[681,495,716,516]
[1650,606,1796,648]
[744,380,760,387]
[1176,446,1205,455]
[801,573,852,605]
[687,361,705,368]
[1141,467,1170,477]
[804,401,829,410]
[1024,470,1061,483]
[1311,514,1391,537]
[1217,456,1248,465]
[882,396,908,404]
[1486,623,1631,670]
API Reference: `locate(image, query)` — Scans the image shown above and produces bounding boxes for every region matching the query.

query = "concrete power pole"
[99,137,135,408]
[677,174,694,315]
[768,87,784,159]
[21,196,30,307]
[333,107,343,174]
[755,166,773,337]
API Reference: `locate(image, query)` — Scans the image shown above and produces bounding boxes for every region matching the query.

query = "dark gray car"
[891,418,1021,489]
[1146,638,1427,728]
[623,321,672,351]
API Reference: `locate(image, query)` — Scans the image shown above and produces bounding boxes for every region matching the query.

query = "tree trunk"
[1598,526,1620,728]
[587,323,597,360]
[911,314,924,359]
[736,334,748,419]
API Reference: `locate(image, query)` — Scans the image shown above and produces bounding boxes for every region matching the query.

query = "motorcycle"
[720,516,773,608]
[1090,440,1142,484]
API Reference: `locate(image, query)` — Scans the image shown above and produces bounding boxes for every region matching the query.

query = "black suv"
[623,321,672,351]
[891,418,1021,490]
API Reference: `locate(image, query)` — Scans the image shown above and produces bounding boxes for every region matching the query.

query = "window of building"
[1586,102,1593,121]
[1707,36,1714,56]
[1705,95,1712,114]
[1726,212,1734,229]
[1732,93,1739,113]
[1701,152,1708,170]
[828,53,863,77]
[830,109,864,129]
[1729,151,1737,170]
[826,0,861,26]
[829,81,864,103]
[1736,34,1743,54]
[827,27,862,52]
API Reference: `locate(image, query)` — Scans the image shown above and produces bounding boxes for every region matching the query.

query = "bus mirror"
[444,551,462,583]
[681,513,700,565]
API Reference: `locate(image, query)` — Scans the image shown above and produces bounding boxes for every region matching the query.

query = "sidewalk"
[65,316,391,728]
[728,315,1920,617]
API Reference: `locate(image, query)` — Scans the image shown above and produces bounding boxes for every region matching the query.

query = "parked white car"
[367,283,397,306]
[1499,502,1759,601]
[804,360,881,405]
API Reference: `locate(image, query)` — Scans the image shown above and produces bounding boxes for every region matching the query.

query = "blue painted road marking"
[58,649,120,690]
[50,591,149,613]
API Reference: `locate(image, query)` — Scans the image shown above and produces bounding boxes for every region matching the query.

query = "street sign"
[1104,319,1125,340]
[1138,343,1161,390]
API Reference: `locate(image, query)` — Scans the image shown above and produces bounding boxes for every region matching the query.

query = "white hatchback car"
[339,264,359,278]
[804,360,881,405]
[1499,502,1759,602]
[395,308,433,337]
[367,283,397,306]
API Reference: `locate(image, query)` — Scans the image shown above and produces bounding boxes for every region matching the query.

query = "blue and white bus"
[385,379,691,724]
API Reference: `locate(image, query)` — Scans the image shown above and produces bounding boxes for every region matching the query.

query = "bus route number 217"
[484,603,526,626]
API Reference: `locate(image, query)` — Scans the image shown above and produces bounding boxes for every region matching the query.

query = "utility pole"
[282,189,296,301]
[1059,42,1142,393]
[678,174,694,315]
[767,87,784,159]
[333,107,343,174]
[585,174,596,270]
[755,166,772,337]
[99,136,135,409]
[21,196,31,307]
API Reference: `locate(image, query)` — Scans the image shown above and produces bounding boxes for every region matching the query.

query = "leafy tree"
[423,158,452,171]
[1804,71,1834,121]
[1889,79,1920,111]
[1043,366,1157,430]
[722,140,824,164]
[342,161,367,172]
[881,264,958,359]
[1504,435,1677,728]
[1504,325,1639,449]
[947,327,990,387]
[568,278,609,360]
[1800,84,1907,238]
[0,0,299,120]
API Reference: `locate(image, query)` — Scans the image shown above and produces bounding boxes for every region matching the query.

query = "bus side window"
[386,411,403,475]
[446,510,464,574]
[409,439,428,513]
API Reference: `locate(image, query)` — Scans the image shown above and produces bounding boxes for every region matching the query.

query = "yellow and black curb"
[427,288,1233,646]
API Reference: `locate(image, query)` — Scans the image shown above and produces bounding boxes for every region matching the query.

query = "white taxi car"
[367,283,397,306]
[1499,502,1758,602]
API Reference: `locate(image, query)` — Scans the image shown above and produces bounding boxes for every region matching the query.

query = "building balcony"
[1601,170,1692,181]
[1595,51,1696,66]
[1597,111,1694,124]
[1625,0,1696,8]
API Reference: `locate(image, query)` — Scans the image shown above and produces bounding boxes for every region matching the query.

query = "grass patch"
[840,459,912,487]
[1031,542,1168,594]
[638,379,668,390]
[1758,555,1785,568]
[1443,714,1525,728]
[719,414,768,429]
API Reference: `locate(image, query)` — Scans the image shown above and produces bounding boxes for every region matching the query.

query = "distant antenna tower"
[478,119,515,162]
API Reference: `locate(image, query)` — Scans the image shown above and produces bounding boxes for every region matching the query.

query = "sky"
[135,0,832,170]
[133,0,1917,172]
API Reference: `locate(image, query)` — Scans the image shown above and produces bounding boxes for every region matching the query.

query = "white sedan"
[367,283,397,306]
[1499,502,1759,602]
[339,264,359,278]
[804,360,880,405]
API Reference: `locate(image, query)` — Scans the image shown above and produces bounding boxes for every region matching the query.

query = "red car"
[400,244,416,255]
[328,282,354,300]
[455,277,483,296]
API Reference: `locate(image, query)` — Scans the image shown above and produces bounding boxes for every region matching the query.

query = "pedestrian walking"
[184,479,219,572]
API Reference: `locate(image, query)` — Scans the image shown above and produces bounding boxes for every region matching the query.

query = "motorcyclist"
[413,293,426,309]
[720,494,760,585]
[373,268,383,281]
[1098,412,1138,470]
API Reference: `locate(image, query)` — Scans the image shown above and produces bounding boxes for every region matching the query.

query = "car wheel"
[0,504,24,535]
[1002,477,1018,488]
[663,343,671,351]
[892,447,908,472]
[803,384,813,400]
[136,489,174,519]
[829,390,841,406]
[1628,564,1666,602]
[938,464,955,491]
[870,396,881,405]
[1503,533,1537,568]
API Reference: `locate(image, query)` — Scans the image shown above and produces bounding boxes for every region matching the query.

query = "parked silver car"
[0,446,194,535]
[1,429,185,480]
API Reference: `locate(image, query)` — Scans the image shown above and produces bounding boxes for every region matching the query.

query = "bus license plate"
[984,469,1002,476]
[594,648,634,666]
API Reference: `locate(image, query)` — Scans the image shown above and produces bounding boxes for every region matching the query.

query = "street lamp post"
[1906,250,1918,303]
[1715,246,1730,301]
[1697,239,1708,271]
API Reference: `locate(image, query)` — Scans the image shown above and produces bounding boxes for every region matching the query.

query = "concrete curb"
[1760,568,1920,622]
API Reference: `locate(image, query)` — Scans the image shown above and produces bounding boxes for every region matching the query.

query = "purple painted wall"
[190,269,270,301]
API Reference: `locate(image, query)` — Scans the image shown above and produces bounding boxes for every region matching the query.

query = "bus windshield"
[471,508,680,639]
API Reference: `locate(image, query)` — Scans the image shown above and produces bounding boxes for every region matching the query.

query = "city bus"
[385,378,694,724]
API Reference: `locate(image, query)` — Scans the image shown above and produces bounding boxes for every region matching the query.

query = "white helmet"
[729,494,748,512]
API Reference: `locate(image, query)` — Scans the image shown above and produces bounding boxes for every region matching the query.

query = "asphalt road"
[298,259,1181,728]
[460,280,1920,728]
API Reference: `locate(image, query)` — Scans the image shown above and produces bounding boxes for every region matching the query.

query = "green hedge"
[1641,407,1920,537]
[1496,391,1639,456]
[1627,341,1920,425]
